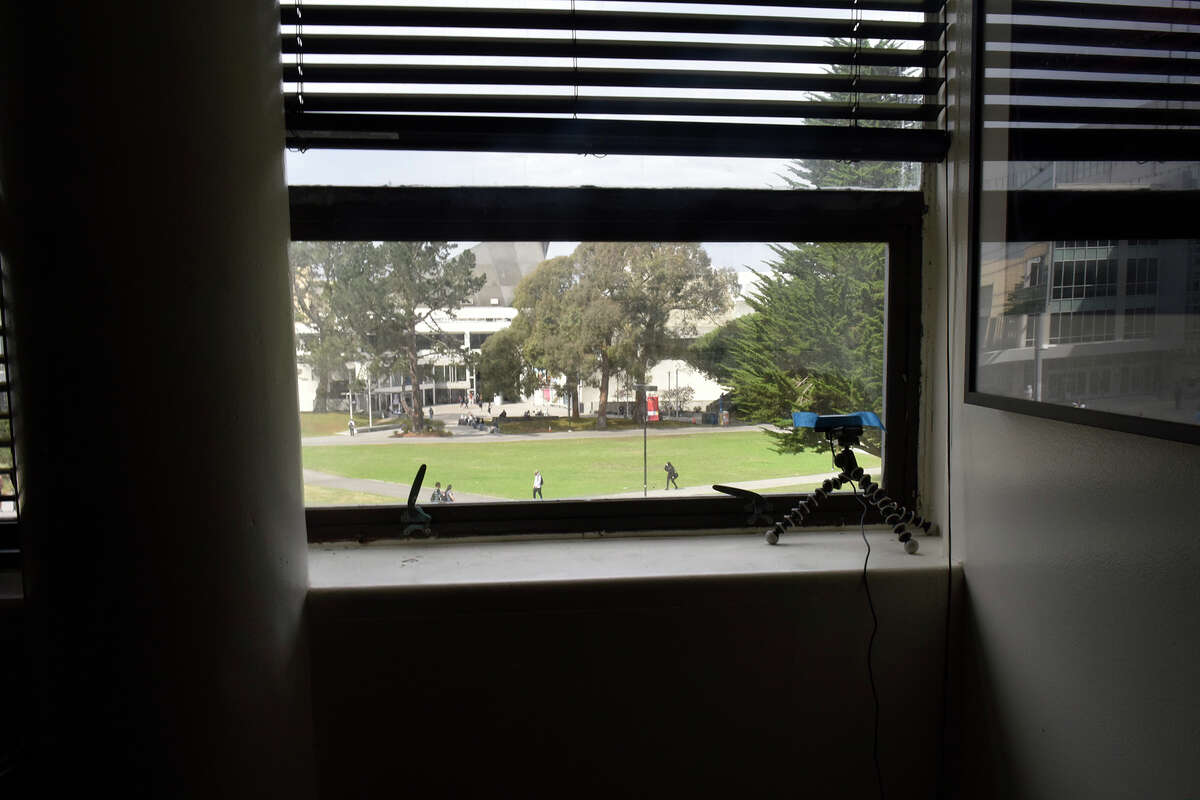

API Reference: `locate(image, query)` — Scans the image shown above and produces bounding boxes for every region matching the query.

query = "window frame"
[291,186,924,542]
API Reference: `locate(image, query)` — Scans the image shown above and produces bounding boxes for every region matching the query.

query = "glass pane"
[977,239,1200,426]
[983,161,1200,193]
[292,240,886,506]
[287,150,918,190]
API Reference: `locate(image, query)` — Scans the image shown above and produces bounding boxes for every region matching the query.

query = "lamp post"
[633,383,656,497]
[346,361,358,424]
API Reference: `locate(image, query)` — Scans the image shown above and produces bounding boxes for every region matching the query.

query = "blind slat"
[282,6,944,41]
[285,93,942,122]
[989,50,1200,77]
[285,113,950,161]
[284,0,945,14]
[995,23,1200,53]
[283,34,945,69]
[986,77,1200,104]
[987,105,1200,127]
[282,64,944,95]
[1007,0,1200,26]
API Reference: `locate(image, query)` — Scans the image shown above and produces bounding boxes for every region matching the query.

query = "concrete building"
[295,241,546,412]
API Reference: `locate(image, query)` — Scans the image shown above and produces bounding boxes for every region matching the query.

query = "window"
[1126,258,1158,296]
[1051,255,1117,300]
[280,0,942,538]
[1049,310,1116,345]
[1123,308,1156,341]
[292,189,924,540]
[968,0,1200,443]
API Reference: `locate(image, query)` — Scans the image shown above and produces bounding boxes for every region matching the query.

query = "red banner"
[646,395,659,422]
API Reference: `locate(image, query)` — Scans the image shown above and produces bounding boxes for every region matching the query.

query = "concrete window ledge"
[307,529,949,592]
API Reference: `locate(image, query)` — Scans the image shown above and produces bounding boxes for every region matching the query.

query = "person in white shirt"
[532,470,543,500]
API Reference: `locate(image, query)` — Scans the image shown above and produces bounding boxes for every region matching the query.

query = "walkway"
[303,465,880,505]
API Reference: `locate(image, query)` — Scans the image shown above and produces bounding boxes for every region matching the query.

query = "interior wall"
[926,0,1200,796]
[0,3,314,795]
[309,568,954,799]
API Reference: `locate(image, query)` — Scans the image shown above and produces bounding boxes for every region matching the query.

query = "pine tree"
[690,39,911,456]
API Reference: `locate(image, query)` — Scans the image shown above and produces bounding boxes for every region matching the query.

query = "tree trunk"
[569,374,581,420]
[596,359,610,430]
[632,361,648,424]
[408,329,424,431]
[314,370,328,413]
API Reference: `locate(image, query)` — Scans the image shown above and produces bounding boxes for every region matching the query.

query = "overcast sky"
[285,148,794,189]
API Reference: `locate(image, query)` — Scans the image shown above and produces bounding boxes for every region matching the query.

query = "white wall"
[927,2,1200,794]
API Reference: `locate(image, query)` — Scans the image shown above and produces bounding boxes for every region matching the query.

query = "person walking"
[664,461,679,490]
[532,470,544,500]
[443,484,455,503]
[430,482,444,503]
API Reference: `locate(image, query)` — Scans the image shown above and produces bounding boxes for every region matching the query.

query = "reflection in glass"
[977,238,1200,426]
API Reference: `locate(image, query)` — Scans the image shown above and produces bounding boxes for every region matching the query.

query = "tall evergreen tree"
[689,39,910,456]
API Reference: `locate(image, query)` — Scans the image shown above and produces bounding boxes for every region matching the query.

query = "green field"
[304,485,396,506]
[300,412,399,438]
[302,431,879,500]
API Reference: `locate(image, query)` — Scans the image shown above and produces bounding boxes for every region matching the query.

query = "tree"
[661,385,695,417]
[720,244,886,457]
[511,256,594,420]
[574,243,737,424]
[690,40,906,456]
[312,241,483,432]
[478,319,539,403]
[505,244,736,428]
[289,242,355,412]
[782,39,917,192]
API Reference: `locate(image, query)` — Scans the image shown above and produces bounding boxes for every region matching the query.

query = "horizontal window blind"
[280,1,948,161]
[0,258,17,567]
[981,0,1200,161]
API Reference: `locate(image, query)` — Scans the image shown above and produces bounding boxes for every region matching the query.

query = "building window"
[1049,310,1116,344]
[1052,256,1117,300]
[1123,307,1156,340]
[1125,258,1158,296]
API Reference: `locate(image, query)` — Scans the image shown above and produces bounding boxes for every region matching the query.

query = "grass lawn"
[302,431,880,500]
[304,485,396,506]
[300,412,399,437]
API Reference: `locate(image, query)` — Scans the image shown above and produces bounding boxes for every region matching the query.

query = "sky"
[285,148,794,189]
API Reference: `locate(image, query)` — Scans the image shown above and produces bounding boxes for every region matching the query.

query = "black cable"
[853,484,885,800]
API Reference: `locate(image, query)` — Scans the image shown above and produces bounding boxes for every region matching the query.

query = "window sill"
[308,529,946,592]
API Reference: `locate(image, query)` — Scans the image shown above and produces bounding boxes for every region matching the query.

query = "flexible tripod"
[765,428,931,551]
